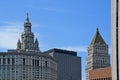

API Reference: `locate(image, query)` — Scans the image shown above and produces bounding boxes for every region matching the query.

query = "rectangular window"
[45,61,47,67]
[35,60,37,66]
[32,59,34,66]
[3,58,5,65]
[12,58,15,65]
[23,58,25,65]
[7,58,10,64]
[37,60,39,66]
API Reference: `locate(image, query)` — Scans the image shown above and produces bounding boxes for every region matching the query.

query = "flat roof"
[0,51,56,61]
[44,48,77,56]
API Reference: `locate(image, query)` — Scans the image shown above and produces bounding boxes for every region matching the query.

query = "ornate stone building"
[0,13,57,80]
[17,13,40,52]
[86,28,110,80]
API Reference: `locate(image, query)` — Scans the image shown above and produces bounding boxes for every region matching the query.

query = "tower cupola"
[24,13,32,33]
[17,13,40,52]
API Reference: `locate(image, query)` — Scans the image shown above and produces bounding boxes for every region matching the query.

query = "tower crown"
[90,28,106,45]
[25,12,30,23]
[24,13,32,33]
[86,28,110,80]
[17,13,40,52]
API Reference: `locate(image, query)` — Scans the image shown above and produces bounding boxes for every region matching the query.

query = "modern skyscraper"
[44,48,81,80]
[0,13,57,80]
[112,0,120,80]
[86,28,110,80]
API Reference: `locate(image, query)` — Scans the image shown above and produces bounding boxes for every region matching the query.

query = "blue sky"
[0,0,111,80]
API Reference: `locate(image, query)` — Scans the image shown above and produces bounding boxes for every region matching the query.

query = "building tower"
[112,0,120,80]
[86,28,110,80]
[0,13,57,80]
[17,13,40,52]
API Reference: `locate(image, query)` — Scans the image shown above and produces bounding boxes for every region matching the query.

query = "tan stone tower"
[112,0,120,80]
[17,13,40,52]
[86,28,110,80]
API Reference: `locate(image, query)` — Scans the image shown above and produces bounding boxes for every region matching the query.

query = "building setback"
[44,48,81,80]
[86,28,110,80]
[0,13,57,80]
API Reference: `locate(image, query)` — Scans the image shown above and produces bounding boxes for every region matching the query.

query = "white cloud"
[0,21,22,49]
[59,46,88,52]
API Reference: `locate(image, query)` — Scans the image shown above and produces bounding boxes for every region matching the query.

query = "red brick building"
[89,67,112,80]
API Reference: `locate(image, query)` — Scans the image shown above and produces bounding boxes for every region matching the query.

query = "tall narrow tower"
[86,28,110,80]
[17,13,40,52]
[112,0,120,80]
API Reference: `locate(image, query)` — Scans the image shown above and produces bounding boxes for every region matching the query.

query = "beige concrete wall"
[111,0,120,80]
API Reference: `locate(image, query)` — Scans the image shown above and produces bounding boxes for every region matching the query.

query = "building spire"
[35,38,38,44]
[90,28,106,45]
[26,12,29,23]
[34,38,39,51]
[96,27,99,34]
[96,27,99,32]
[24,12,31,32]
[17,39,21,50]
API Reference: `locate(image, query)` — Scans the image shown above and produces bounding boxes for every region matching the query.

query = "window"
[32,59,34,66]
[35,60,37,66]
[3,58,5,65]
[37,60,39,66]
[23,58,25,65]
[7,58,10,64]
[12,58,15,65]
[45,61,47,67]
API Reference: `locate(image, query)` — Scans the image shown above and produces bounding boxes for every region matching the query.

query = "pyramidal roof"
[90,28,106,45]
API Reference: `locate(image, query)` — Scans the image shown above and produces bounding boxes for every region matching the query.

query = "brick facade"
[89,67,112,80]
